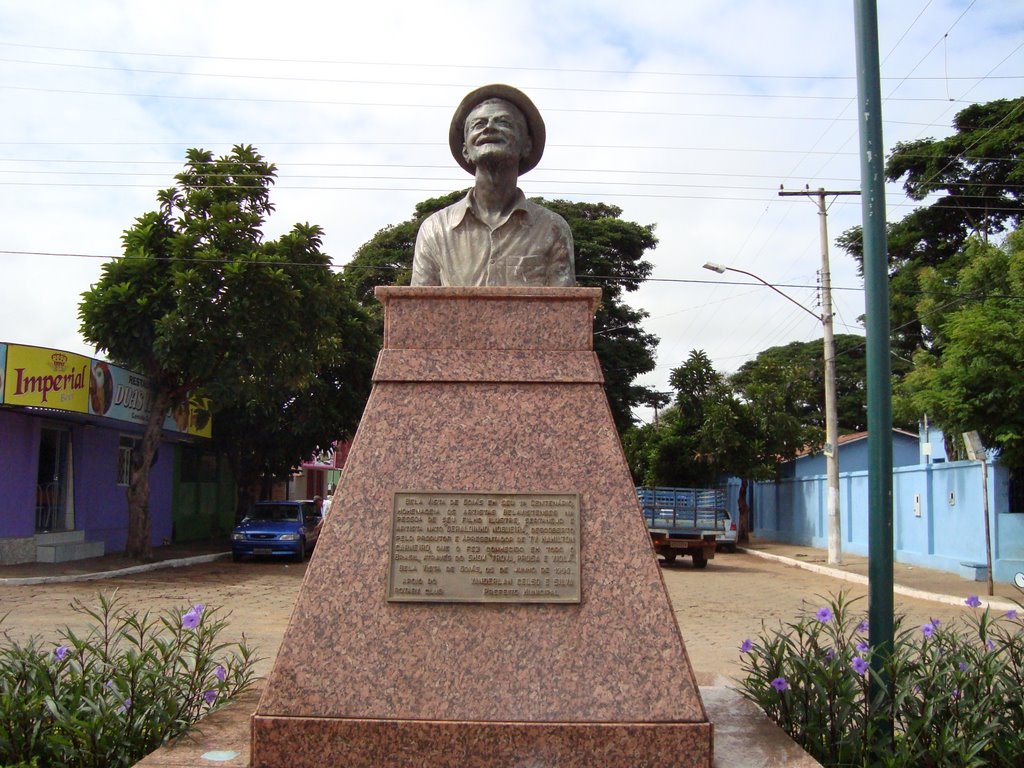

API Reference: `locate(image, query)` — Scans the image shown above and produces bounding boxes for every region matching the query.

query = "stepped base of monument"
[133,686,822,767]
[252,716,711,767]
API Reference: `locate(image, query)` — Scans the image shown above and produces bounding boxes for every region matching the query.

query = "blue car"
[231,500,323,563]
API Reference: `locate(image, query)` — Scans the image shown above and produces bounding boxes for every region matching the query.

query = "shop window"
[118,436,158,486]
[118,436,139,487]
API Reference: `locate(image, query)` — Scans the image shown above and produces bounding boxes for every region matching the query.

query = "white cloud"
[1,1,1021,418]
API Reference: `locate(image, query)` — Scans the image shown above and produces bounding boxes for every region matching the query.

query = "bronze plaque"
[387,491,581,603]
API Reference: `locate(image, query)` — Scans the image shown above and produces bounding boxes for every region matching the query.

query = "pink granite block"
[372,349,604,383]
[378,286,600,350]
[251,287,712,767]
[252,717,712,768]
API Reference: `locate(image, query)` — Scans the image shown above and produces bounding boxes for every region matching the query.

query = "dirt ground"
[1,550,991,687]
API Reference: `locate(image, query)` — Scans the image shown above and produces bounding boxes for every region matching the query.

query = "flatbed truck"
[637,487,729,569]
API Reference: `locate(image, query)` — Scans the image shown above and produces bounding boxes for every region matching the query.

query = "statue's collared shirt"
[411,189,575,286]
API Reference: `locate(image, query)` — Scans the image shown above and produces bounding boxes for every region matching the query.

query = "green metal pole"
[853,0,894,736]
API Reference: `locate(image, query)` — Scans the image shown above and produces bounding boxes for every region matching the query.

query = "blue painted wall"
[732,458,1024,584]
[782,431,920,478]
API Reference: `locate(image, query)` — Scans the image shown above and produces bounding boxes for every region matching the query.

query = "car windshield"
[247,504,300,523]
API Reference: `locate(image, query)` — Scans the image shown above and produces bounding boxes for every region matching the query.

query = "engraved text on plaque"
[387,492,581,603]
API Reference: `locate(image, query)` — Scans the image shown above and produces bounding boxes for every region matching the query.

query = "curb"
[0,552,232,587]
[740,547,1020,613]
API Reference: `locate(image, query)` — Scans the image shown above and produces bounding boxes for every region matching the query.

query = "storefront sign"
[4,345,91,412]
[2,343,211,438]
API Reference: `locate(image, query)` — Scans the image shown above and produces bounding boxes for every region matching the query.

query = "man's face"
[462,98,532,172]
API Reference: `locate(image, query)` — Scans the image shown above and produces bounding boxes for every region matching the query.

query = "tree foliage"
[730,334,907,435]
[898,228,1024,469]
[341,193,660,432]
[837,96,1024,359]
[79,145,375,557]
[625,351,761,488]
[624,335,887,487]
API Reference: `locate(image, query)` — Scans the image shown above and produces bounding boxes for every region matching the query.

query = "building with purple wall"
[0,342,209,564]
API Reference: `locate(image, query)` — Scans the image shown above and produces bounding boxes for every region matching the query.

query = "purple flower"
[816,607,834,623]
[182,609,200,629]
[952,688,962,701]
[856,641,869,654]
[852,656,869,676]
[1006,610,1018,620]
[959,661,969,673]
[54,644,69,661]
[203,689,217,705]
[825,647,836,661]
[922,622,936,638]
[215,664,227,682]
[965,595,982,609]
[770,676,789,693]
[986,639,995,651]
[118,698,132,714]
[930,618,941,627]
[194,603,205,616]
[857,620,869,634]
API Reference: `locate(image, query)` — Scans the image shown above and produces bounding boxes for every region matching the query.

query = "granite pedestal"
[251,286,713,767]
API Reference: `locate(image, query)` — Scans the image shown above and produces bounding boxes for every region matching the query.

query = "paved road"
[2,551,984,686]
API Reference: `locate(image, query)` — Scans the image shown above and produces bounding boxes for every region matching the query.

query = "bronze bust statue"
[411,84,576,287]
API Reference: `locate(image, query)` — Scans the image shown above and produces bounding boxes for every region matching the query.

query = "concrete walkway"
[739,540,1021,611]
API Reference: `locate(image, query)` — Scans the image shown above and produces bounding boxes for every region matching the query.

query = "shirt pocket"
[511,254,549,285]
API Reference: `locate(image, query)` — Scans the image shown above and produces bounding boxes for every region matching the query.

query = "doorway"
[36,426,73,532]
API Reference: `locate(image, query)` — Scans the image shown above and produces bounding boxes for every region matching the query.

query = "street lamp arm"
[701,262,822,321]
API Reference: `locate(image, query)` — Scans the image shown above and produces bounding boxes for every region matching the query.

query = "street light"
[702,261,842,566]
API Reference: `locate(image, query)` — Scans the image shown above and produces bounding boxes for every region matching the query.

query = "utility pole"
[779,186,860,566]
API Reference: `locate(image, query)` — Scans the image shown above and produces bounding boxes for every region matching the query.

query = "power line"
[3,39,1021,82]
[0,84,960,126]
[0,56,985,104]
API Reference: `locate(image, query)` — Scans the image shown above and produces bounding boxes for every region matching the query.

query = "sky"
[2,1,1022,423]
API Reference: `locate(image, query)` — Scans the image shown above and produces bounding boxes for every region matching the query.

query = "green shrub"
[0,592,258,768]
[737,592,1024,767]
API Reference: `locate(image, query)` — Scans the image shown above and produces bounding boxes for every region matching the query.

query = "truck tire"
[692,552,708,569]
[661,552,677,565]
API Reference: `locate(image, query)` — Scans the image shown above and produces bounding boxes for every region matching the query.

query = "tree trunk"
[125,386,173,560]
[737,477,751,545]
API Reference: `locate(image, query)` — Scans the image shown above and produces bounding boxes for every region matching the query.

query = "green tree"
[79,145,374,558]
[837,96,1024,359]
[210,274,377,516]
[729,334,896,436]
[625,351,757,487]
[899,227,1024,470]
[625,350,782,543]
[342,194,660,432]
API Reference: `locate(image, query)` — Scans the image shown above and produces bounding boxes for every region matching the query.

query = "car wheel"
[661,552,677,565]
[692,552,709,569]
[293,538,306,563]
